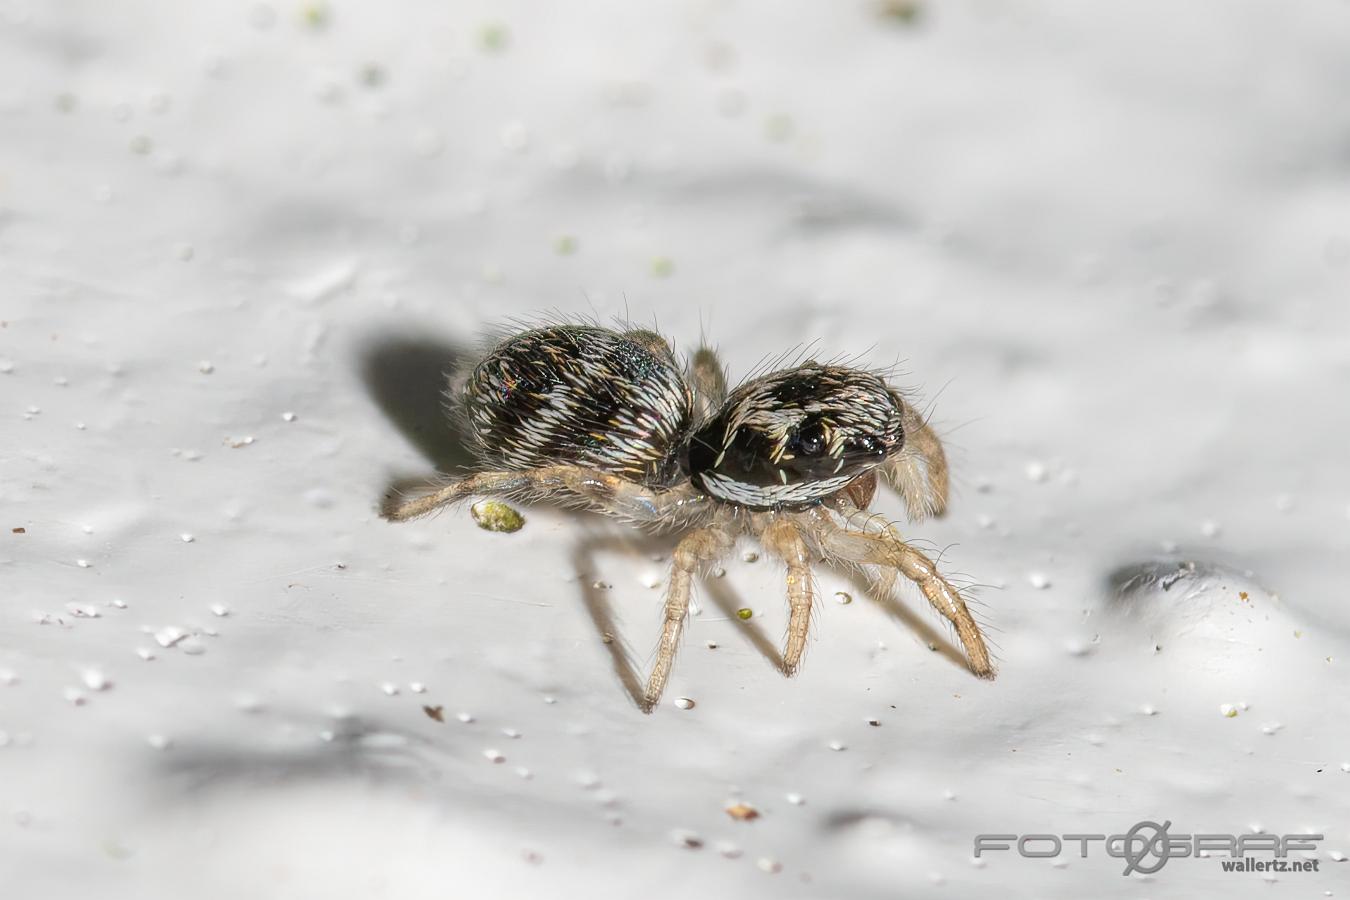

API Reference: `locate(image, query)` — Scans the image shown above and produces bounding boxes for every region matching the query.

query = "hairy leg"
[809,503,994,679]
[759,516,815,676]
[382,465,709,527]
[690,346,729,420]
[643,522,737,712]
[881,399,950,520]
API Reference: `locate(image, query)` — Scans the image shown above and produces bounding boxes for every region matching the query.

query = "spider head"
[685,363,904,510]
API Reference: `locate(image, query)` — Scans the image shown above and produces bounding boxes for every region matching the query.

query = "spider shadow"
[571,530,787,711]
[834,566,971,674]
[359,330,477,477]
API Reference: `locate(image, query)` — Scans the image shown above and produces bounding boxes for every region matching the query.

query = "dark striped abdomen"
[460,326,693,486]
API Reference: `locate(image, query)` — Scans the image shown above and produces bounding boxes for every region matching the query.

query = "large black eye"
[794,421,827,457]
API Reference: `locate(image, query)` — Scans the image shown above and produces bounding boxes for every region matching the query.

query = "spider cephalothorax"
[685,363,905,510]
[384,323,994,712]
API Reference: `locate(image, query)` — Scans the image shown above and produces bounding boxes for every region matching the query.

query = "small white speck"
[638,571,662,589]
[1220,703,1239,718]
[1025,460,1048,482]
[457,711,475,723]
[500,120,529,152]
[198,360,214,374]
[785,792,805,806]
[1200,519,1221,538]
[516,767,533,780]
[1141,704,1159,716]
[674,697,695,710]
[154,626,187,648]
[63,686,87,705]
[76,559,91,568]
[756,857,782,874]
[669,829,703,850]
[380,682,399,696]
[501,727,521,739]
[1028,571,1051,589]
[147,734,171,750]
[833,591,853,605]
[1260,722,1283,735]
[741,550,760,563]
[111,599,127,609]
[209,603,229,617]
[81,669,111,691]
[484,748,505,763]
[281,411,297,422]
[542,695,556,705]
[180,533,195,543]
[0,669,17,686]
[136,648,156,661]
[409,681,426,693]
[827,740,846,752]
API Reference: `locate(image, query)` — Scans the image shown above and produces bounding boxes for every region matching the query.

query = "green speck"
[736,607,753,621]
[879,0,923,25]
[554,234,577,255]
[471,500,525,533]
[358,64,387,88]
[301,2,330,29]
[650,256,674,278]
[764,114,795,143]
[479,23,510,52]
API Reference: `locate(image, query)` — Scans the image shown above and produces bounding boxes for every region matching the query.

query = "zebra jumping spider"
[382,323,994,712]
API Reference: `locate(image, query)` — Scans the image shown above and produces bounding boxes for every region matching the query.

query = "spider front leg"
[760,516,815,676]
[881,399,950,521]
[381,464,707,526]
[642,522,736,712]
[809,502,994,679]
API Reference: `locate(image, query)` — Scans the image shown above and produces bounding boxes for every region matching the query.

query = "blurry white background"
[2,1,1348,897]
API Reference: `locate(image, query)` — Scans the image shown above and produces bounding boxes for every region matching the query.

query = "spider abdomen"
[460,325,694,485]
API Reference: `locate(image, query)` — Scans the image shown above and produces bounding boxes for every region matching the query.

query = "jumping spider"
[382,323,994,712]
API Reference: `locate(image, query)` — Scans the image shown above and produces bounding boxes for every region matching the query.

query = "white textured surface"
[3,2,1349,897]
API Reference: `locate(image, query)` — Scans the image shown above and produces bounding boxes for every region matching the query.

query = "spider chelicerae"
[382,322,995,712]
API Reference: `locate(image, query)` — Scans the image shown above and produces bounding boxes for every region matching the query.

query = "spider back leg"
[381,464,709,528]
[690,345,729,421]
[642,521,737,712]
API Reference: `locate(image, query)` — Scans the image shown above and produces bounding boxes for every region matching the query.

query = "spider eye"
[793,422,827,457]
